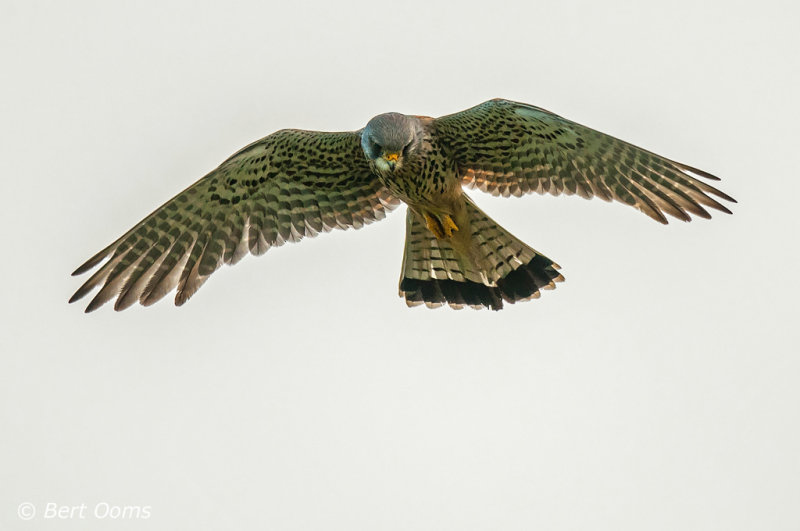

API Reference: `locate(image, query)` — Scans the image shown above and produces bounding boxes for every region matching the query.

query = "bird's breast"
[377,145,460,209]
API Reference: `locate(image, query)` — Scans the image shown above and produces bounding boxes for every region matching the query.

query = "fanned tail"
[398,196,563,310]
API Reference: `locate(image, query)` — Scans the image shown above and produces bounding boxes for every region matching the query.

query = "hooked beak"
[378,151,400,171]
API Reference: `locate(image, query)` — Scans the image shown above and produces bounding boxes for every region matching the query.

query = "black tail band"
[400,254,562,311]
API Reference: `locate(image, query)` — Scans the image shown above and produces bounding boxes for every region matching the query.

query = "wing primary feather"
[677,162,721,181]
[115,234,177,311]
[85,250,149,313]
[69,250,128,304]
[140,232,196,305]
[628,166,692,222]
[655,164,733,214]
[198,227,227,277]
[72,245,115,276]
[618,176,669,224]
[175,231,212,306]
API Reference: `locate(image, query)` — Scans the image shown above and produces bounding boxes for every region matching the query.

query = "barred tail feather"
[399,197,563,310]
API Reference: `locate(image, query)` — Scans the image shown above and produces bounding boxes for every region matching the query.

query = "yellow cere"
[384,152,400,162]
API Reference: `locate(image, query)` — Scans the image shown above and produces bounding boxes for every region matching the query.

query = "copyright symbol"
[17,502,35,520]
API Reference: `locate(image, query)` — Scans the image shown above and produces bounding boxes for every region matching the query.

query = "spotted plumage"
[70,98,735,312]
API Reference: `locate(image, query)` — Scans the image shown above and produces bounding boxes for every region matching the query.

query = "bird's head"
[361,113,423,174]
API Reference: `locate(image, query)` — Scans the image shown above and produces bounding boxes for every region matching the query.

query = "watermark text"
[17,502,151,521]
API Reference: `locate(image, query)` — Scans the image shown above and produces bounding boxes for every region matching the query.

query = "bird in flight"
[70,98,735,312]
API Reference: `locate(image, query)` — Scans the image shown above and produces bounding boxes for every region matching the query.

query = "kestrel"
[70,98,735,312]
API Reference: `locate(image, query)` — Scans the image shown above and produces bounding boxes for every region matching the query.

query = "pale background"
[1,0,798,529]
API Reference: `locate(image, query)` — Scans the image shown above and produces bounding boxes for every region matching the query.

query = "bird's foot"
[441,214,459,238]
[424,213,459,239]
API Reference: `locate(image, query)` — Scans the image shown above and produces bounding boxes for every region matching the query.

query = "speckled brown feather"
[70,130,399,312]
[433,99,736,224]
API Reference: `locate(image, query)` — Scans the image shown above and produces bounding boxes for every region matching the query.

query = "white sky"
[1,1,798,530]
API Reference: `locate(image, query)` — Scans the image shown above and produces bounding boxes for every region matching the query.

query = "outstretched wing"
[70,129,399,312]
[433,98,735,223]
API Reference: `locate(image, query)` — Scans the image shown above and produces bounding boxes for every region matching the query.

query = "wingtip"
[68,284,93,304]
[71,247,114,277]
[113,298,135,312]
[680,164,739,206]
[174,291,189,307]
[680,163,721,181]
[71,262,94,276]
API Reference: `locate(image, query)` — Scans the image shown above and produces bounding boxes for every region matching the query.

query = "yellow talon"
[424,212,459,239]
[442,214,459,238]
[424,213,444,239]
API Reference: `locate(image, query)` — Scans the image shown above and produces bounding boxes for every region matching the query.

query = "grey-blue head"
[361,112,423,173]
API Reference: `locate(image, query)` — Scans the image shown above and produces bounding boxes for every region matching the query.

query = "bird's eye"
[402,142,413,157]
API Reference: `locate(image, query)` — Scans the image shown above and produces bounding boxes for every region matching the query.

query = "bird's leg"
[424,212,459,239]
